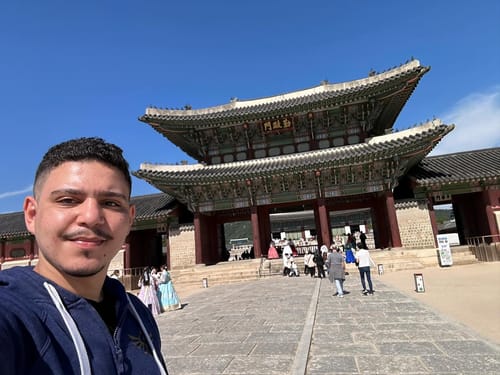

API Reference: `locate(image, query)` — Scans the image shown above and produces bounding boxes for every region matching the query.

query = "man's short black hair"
[34,137,132,196]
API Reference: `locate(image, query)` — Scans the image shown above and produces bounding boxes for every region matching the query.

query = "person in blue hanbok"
[345,243,356,263]
[158,265,182,312]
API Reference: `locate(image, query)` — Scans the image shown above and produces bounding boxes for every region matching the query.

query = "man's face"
[24,161,135,279]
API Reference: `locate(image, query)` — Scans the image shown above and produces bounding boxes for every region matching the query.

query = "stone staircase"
[167,246,479,290]
[168,259,262,289]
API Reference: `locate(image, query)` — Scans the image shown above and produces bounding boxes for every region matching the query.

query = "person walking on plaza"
[347,232,356,249]
[315,246,326,278]
[158,265,182,311]
[0,137,168,374]
[355,243,376,295]
[267,241,279,259]
[304,249,316,277]
[138,266,162,316]
[282,243,293,276]
[326,246,346,297]
[359,231,367,249]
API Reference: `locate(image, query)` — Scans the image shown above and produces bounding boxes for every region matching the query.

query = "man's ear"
[24,196,37,235]
[129,204,136,226]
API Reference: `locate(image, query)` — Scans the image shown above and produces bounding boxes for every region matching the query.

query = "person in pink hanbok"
[267,241,279,259]
[137,266,162,316]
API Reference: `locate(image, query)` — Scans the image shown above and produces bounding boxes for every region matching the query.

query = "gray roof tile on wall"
[410,147,500,186]
[131,193,176,220]
[0,212,29,239]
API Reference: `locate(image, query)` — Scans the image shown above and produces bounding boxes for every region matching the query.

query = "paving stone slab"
[165,356,233,375]
[190,343,255,356]
[251,342,299,356]
[356,355,427,373]
[306,355,358,373]
[223,356,292,374]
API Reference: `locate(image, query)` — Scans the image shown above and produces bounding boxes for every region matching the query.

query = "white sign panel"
[436,234,453,266]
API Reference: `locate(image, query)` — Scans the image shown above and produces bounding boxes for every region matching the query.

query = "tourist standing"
[138,266,162,316]
[326,246,346,297]
[315,246,326,278]
[304,250,316,277]
[355,244,376,295]
[267,241,279,259]
[359,231,367,249]
[158,265,182,311]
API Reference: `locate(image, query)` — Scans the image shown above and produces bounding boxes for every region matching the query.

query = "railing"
[466,235,500,262]
[111,267,146,291]
[295,245,318,255]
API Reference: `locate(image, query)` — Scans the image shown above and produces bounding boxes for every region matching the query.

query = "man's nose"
[78,199,104,226]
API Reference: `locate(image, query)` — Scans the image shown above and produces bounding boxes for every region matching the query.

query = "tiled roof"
[0,212,29,239]
[410,147,500,186]
[135,120,453,184]
[131,193,176,221]
[0,193,176,239]
[141,60,428,125]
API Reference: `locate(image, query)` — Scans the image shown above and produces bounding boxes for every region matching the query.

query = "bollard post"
[414,273,425,292]
[377,264,384,275]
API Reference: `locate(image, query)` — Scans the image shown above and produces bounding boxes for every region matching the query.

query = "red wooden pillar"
[427,196,438,247]
[28,239,35,266]
[316,198,331,248]
[124,241,131,269]
[194,212,203,264]
[258,206,271,257]
[385,191,402,248]
[251,206,262,258]
[0,241,4,270]
[483,189,500,238]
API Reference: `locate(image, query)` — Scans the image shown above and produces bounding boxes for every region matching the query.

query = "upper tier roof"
[135,120,453,184]
[140,59,429,127]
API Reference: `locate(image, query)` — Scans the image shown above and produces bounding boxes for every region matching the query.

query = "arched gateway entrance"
[191,191,399,265]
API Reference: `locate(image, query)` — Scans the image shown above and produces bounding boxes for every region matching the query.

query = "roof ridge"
[144,59,425,117]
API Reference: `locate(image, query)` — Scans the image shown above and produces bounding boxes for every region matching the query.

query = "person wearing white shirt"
[355,244,376,295]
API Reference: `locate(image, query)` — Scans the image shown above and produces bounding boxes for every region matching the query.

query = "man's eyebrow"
[49,189,129,201]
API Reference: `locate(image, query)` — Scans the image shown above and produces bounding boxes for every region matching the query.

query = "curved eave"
[130,193,176,221]
[134,121,453,186]
[140,60,429,129]
[0,231,31,241]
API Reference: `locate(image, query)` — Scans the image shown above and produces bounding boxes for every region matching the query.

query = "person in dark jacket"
[0,137,168,374]
[315,246,326,278]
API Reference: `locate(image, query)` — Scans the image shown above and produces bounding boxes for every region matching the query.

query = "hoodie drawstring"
[44,282,91,375]
[126,293,168,375]
[44,282,167,375]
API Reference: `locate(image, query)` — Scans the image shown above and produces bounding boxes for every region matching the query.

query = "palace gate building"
[133,59,499,268]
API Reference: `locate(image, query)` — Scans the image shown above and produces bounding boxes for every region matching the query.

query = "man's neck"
[34,264,105,301]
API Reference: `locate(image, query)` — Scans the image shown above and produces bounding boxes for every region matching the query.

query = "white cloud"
[0,185,33,200]
[430,86,500,156]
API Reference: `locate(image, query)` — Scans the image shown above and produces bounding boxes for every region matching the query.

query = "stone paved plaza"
[157,275,500,375]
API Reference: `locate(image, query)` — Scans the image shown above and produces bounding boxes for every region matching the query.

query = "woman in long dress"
[158,265,182,311]
[137,266,162,316]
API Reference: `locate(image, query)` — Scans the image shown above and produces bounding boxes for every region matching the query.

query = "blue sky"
[0,1,499,213]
